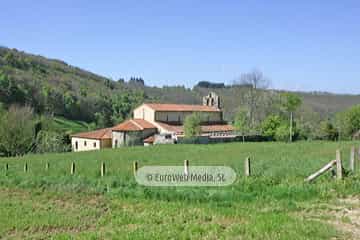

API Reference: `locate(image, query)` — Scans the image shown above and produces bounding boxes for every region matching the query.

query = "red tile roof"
[112,119,157,132]
[155,122,234,134]
[71,128,112,140]
[143,103,221,112]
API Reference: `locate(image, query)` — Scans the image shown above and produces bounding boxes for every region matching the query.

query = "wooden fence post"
[336,150,342,180]
[24,163,28,173]
[305,160,336,183]
[244,157,251,177]
[133,161,138,175]
[350,146,355,172]
[184,160,189,175]
[101,162,106,177]
[46,162,50,171]
[71,162,75,175]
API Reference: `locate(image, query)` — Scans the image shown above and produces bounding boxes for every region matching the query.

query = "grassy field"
[0,141,360,239]
[52,117,94,134]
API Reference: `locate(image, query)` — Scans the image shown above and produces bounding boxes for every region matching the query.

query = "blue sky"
[1,1,360,93]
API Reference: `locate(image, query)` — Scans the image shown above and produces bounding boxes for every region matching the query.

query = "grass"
[0,141,359,239]
[52,117,94,134]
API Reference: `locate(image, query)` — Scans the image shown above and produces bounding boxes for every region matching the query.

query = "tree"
[280,93,302,142]
[35,131,70,153]
[318,121,338,141]
[275,124,291,142]
[0,71,26,105]
[0,105,36,156]
[0,103,4,114]
[184,113,202,138]
[195,81,225,89]
[95,111,113,128]
[295,105,322,140]
[234,69,270,89]
[233,70,270,128]
[335,105,360,139]
[110,91,145,125]
[261,115,283,140]
[233,108,250,142]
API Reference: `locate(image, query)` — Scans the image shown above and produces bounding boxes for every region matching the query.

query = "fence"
[2,146,360,182]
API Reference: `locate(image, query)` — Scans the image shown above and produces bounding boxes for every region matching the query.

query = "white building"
[71,92,235,151]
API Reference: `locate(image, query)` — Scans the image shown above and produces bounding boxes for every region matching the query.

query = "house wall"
[154,123,174,134]
[133,104,223,124]
[155,111,222,123]
[100,139,112,148]
[71,137,101,152]
[112,129,157,147]
[112,131,125,147]
[133,105,155,122]
[154,133,176,144]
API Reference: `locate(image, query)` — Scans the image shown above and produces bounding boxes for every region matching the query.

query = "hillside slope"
[1,46,359,124]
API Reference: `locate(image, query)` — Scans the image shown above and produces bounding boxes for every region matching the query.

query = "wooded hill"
[1,46,359,128]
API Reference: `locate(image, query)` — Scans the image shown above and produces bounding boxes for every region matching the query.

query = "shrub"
[318,121,338,141]
[184,113,202,138]
[336,105,360,139]
[275,124,290,142]
[0,105,36,156]
[35,131,70,153]
[261,115,282,140]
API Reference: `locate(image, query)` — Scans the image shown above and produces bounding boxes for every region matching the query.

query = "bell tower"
[203,92,221,109]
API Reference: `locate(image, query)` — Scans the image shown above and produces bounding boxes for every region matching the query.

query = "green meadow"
[1,141,360,239]
[52,117,94,134]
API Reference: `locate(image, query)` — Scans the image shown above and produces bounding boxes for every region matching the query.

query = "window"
[75,141,78,150]
[166,115,169,122]
[115,140,118,147]
[165,134,172,139]
[178,115,181,122]
[93,142,97,148]
[84,141,87,147]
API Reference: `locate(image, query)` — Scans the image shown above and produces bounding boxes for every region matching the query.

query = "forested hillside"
[0,47,148,127]
[1,46,359,126]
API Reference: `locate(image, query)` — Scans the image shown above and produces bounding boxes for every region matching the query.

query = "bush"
[184,113,202,138]
[261,115,282,140]
[318,121,338,141]
[0,105,36,156]
[275,124,290,142]
[336,105,360,139]
[35,131,70,153]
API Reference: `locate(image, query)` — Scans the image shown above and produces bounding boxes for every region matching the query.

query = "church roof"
[112,119,157,132]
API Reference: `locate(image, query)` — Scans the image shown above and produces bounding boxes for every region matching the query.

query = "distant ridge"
[1,46,359,123]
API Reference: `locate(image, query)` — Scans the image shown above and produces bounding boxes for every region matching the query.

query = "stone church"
[71,92,235,152]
